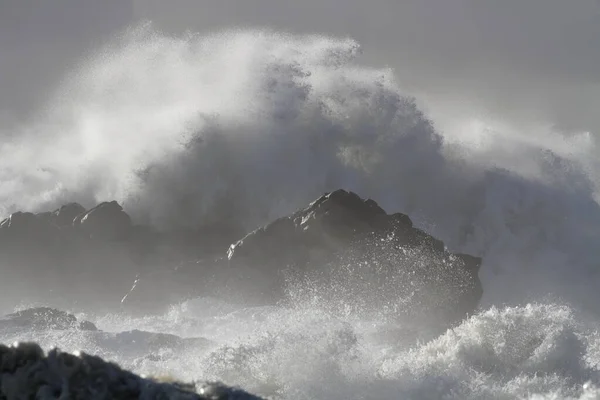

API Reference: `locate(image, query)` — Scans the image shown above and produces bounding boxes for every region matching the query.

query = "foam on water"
[2,23,600,399]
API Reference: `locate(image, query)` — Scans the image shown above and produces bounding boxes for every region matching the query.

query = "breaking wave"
[2,22,600,399]
[3,301,600,399]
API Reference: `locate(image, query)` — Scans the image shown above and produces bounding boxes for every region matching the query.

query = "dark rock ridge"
[0,307,97,331]
[73,201,132,240]
[124,190,482,326]
[227,189,482,325]
[0,189,482,325]
[0,341,262,399]
[0,201,237,311]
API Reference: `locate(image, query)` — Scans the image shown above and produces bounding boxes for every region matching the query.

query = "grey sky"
[0,0,133,121]
[2,0,600,134]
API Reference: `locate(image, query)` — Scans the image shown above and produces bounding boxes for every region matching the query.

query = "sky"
[2,0,600,136]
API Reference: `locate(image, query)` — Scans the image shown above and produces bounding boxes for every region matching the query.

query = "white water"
[2,23,600,399]
[3,301,600,399]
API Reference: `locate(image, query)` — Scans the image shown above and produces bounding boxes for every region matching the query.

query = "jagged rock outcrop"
[0,203,85,234]
[52,202,87,228]
[0,200,235,312]
[0,211,60,242]
[73,200,133,240]
[228,189,443,265]
[228,189,482,324]
[0,202,140,310]
[0,342,262,399]
[0,307,97,331]
[0,189,483,323]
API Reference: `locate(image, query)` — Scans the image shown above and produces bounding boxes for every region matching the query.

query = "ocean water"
[2,23,600,399]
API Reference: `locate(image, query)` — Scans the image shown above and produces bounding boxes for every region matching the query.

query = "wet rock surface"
[228,189,482,325]
[0,200,234,312]
[0,189,482,326]
[73,200,133,240]
[0,342,263,400]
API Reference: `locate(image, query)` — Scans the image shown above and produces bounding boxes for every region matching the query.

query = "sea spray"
[3,301,600,399]
[3,23,600,399]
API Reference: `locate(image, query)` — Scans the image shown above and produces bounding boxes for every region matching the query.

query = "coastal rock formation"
[228,189,482,324]
[0,307,97,331]
[73,200,133,240]
[0,189,483,325]
[0,200,232,311]
[0,342,262,399]
[51,202,87,228]
[228,189,445,265]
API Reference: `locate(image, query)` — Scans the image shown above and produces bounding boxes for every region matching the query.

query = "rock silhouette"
[73,201,132,240]
[227,189,482,325]
[0,189,482,327]
[0,341,262,399]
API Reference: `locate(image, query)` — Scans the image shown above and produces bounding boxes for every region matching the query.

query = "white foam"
[3,301,600,399]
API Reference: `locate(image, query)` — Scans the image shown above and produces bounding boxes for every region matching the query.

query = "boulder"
[74,200,132,240]
[228,189,483,324]
[0,342,263,399]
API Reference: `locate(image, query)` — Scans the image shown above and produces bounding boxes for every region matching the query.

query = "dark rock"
[0,212,64,294]
[228,189,483,325]
[0,211,35,230]
[0,342,263,399]
[454,253,483,273]
[53,202,86,228]
[0,199,237,313]
[74,200,132,240]
[0,190,483,322]
[0,211,58,238]
[0,307,98,331]
[227,190,390,266]
[78,320,98,331]
[228,189,445,267]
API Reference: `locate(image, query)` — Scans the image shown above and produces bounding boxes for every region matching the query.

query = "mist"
[3,0,600,132]
[0,19,598,314]
[132,0,600,133]
[2,3,600,399]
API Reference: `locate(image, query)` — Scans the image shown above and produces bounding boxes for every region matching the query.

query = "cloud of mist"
[4,0,600,137]
[134,0,600,136]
